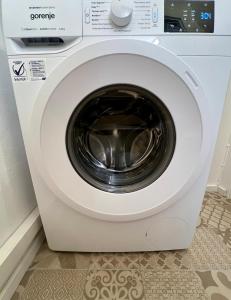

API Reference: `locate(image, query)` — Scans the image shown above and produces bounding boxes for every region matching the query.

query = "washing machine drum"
[66,84,176,193]
[32,39,209,221]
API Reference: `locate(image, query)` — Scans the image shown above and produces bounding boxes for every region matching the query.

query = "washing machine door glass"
[66,84,176,193]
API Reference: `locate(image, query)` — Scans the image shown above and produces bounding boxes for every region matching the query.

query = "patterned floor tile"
[139,250,191,270]
[199,194,231,249]
[74,253,92,269]
[17,270,87,300]
[30,242,91,270]
[83,270,144,300]
[203,192,228,206]
[215,228,231,250]
[12,192,231,300]
[30,242,61,269]
[11,271,34,300]
[142,270,208,300]
[139,227,231,271]
[197,270,231,300]
[89,253,140,270]
[58,253,77,269]
[200,204,231,231]
[188,228,231,270]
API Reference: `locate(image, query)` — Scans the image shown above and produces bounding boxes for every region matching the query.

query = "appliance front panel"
[2,0,231,56]
[30,40,209,221]
[83,0,231,36]
[2,0,231,43]
[2,0,82,38]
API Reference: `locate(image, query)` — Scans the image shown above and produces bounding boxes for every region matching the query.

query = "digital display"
[164,1,214,33]
[200,12,212,20]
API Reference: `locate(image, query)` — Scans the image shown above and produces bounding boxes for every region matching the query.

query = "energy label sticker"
[29,60,46,81]
[10,59,47,82]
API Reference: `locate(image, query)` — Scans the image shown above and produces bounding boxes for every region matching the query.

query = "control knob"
[110,0,133,27]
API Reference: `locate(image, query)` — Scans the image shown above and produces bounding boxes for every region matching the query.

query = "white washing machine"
[2,0,231,251]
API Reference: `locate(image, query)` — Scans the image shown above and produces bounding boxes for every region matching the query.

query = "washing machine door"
[66,83,176,194]
[31,39,211,222]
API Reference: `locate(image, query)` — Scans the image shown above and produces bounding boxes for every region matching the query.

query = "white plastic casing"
[2,0,231,41]
[2,0,82,38]
[2,0,231,252]
[83,0,231,36]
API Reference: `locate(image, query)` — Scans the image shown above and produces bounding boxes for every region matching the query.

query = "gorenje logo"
[30,13,55,21]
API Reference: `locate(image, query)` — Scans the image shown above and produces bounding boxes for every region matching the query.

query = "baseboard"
[217,185,228,197]
[0,208,44,300]
[206,184,227,196]
[206,184,218,192]
[0,230,44,300]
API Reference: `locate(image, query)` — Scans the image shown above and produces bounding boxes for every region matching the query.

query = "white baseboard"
[217,185,228,197]
[206,184,227,196]
[0,208,44,300]
[0,230,44,300]
[206,184,218,192]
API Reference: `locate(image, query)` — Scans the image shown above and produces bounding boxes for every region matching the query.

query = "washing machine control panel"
[83,0,162,35]
[83,0,216,35]
[164,0,214,33]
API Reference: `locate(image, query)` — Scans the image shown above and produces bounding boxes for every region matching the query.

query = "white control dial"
[110,0,133,27]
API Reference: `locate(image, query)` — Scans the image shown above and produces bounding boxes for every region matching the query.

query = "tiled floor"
[12,192,231,300]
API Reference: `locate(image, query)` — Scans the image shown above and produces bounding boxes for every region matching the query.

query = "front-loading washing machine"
[2,0,231,251]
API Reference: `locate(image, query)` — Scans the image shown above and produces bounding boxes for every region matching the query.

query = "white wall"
[220,137,231,197]
[0,20,37,247]
[208,76,231,192]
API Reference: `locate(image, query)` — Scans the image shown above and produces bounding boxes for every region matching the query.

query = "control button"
[84,8,91,24]
[152,7,158,23]
[110,0,133,27]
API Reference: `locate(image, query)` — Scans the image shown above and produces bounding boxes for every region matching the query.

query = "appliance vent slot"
[21,37,64,47]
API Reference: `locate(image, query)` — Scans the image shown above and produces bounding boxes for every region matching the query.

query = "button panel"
[83,0,216,35]
[83,0,162,35]
[152,6,159,23]
[164,0,214,33]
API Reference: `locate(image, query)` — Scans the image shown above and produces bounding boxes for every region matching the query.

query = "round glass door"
[66,84,176,193]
